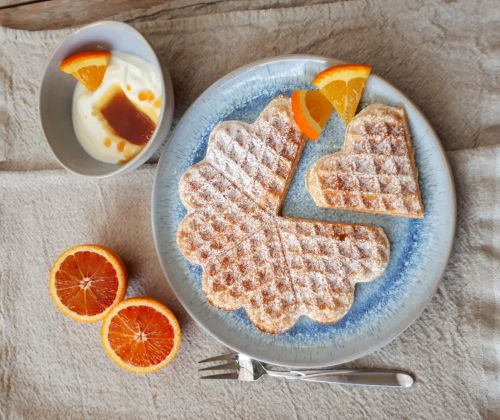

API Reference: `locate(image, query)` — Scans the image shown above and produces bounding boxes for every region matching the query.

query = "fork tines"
[199,372,239,380]
[198,354,240,380]
[198,353,238,364]
[199,361,239,372]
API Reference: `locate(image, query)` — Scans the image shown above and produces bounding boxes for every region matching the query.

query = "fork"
[199,353,414,387]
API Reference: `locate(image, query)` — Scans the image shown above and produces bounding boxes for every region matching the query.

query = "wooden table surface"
[0,0,332,30]
[0,0,331,30]
[0,0,184,30]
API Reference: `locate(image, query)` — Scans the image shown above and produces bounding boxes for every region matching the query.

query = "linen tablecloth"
[1,0,499,418]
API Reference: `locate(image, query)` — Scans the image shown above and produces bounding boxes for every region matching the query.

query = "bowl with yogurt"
[40,21,174,177]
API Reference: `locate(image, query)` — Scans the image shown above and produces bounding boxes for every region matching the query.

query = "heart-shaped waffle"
[177,97,390,334]
[306,104,424,217]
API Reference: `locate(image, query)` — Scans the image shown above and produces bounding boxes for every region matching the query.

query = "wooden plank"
[0,0,44,8]
[0,0,172,29]
[0,0,36,9]
[0,0,334,30]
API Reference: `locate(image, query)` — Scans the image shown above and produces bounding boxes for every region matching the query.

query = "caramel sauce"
[138,89,155,101]
[98,85,156,146]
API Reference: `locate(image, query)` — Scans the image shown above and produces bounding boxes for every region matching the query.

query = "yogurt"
[72,52,162,164]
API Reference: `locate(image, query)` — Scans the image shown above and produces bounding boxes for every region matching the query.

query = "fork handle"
[289,369,414,387]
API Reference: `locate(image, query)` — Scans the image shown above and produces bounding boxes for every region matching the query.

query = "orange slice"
[101,298,181,373]
[49,245,127,322]
[312,64,371,125]
[60,50,111,92]
[291,90,334,141]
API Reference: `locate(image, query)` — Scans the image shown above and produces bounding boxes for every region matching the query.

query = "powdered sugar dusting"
[307,104,424,217]
[177,97,390,334]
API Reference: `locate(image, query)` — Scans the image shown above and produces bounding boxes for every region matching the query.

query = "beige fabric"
[0,0,499,418]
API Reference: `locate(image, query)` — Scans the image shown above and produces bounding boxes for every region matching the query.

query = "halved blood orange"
[291,90,333,141]
[49,245,127,322]
[101,298,181,373]
[59,50,110,91]
[311,64,371,125]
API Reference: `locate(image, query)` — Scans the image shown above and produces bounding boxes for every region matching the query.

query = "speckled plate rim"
[151,55,456,368]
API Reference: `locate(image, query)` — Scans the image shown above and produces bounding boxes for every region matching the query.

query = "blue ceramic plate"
[152,56,455,367]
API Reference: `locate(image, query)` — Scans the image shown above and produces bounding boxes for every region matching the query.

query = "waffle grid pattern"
[207,103,305,213]
[307,104,424,217]
[177,97,390,333]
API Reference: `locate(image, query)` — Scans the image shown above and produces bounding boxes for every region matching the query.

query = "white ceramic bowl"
[39,21,174,177]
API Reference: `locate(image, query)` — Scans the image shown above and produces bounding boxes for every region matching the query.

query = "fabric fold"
[0,0,498,418]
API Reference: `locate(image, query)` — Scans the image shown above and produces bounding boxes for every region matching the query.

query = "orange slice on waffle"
[291,90,334,140]
[312,64,371,125]
[49,244,127,322]
[101,298,181,373]
[60,50,111,91]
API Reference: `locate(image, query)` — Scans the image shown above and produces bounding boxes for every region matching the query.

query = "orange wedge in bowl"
[291,90,334,141]
[312,64,371,125]
[60,50,111,91]
[101,298,181,373]
[49,244,127,322]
